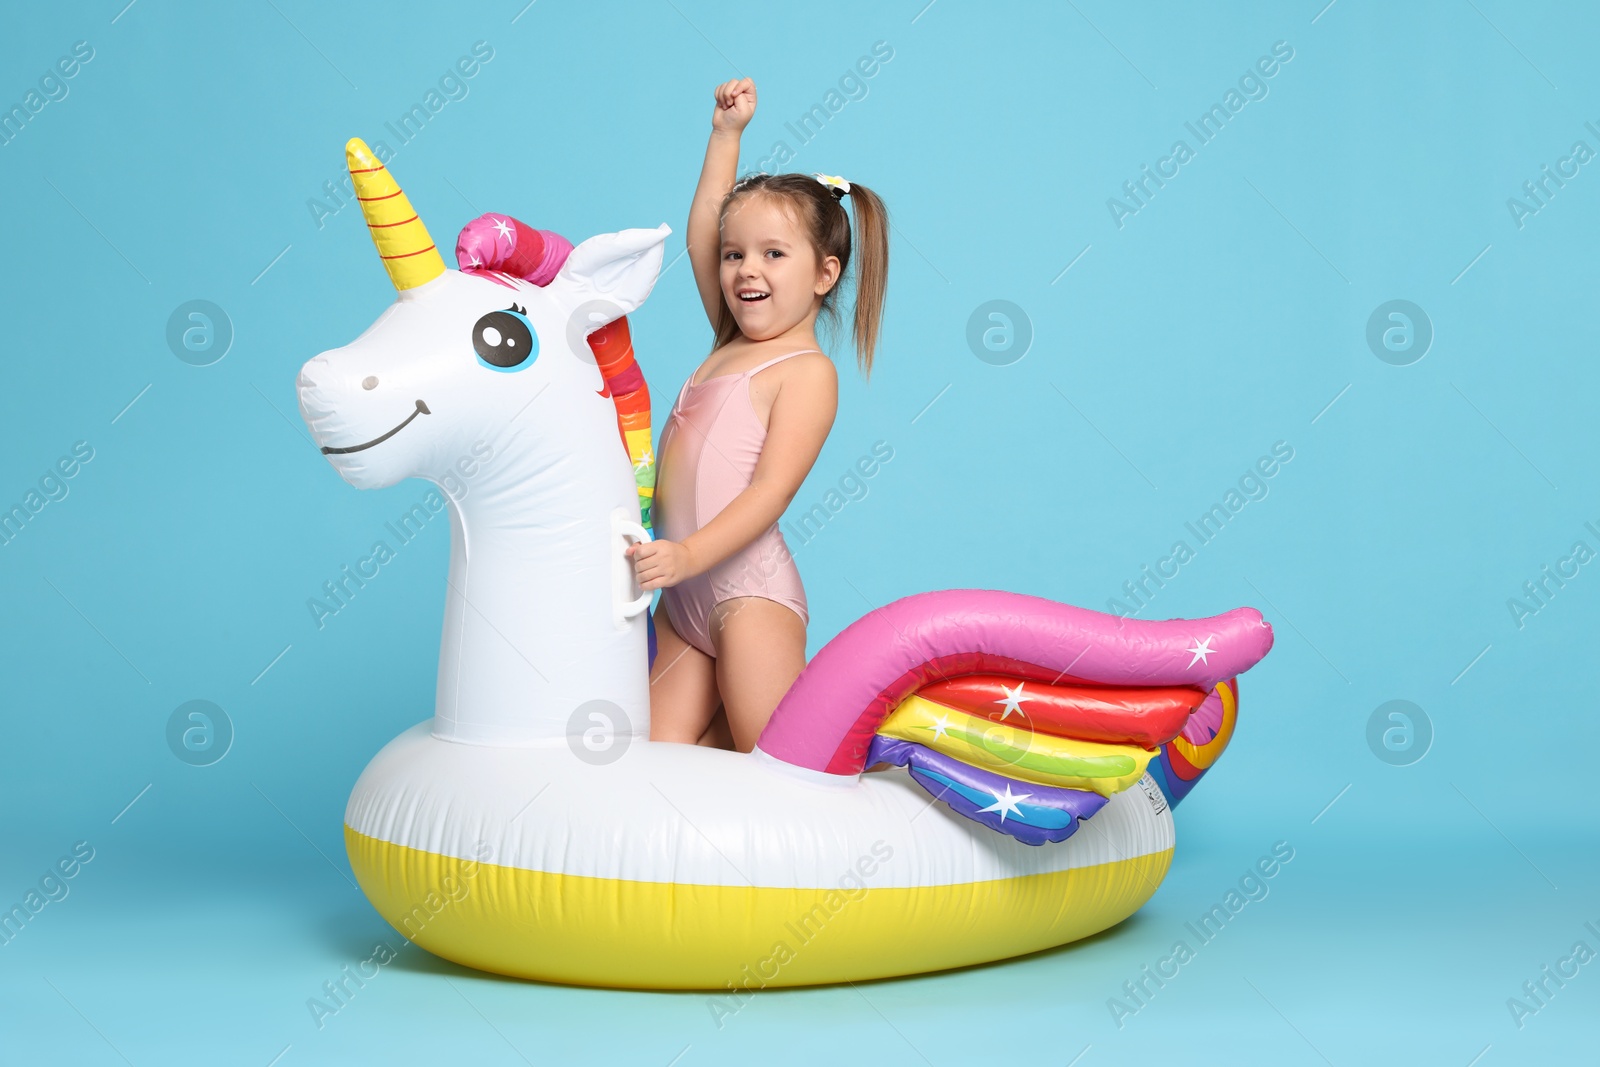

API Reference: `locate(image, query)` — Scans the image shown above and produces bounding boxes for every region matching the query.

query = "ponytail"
[841,181,889,380]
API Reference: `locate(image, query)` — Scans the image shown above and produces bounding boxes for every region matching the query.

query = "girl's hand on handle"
[627,539,698,591]
[712,77,756,135]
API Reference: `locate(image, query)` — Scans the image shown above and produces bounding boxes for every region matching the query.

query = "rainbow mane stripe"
[588,318,655,530]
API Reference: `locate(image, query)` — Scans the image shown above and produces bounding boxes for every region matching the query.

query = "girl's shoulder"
[750,346,836,386]
[770,348,835,378]
[695,341,832,381]
[753,348,837,403]
[749,348,836,428]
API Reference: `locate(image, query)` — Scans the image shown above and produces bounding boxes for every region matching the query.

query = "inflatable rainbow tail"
[1144,676,1239,807]
[867,674,1239,845]
[756,590,1272,847]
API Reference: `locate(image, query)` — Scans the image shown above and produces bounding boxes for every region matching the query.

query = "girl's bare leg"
[709,596,807,753]
[696,704,735,749]
[647,600,721,744]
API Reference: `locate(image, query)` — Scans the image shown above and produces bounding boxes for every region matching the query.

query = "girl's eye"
[724,251,741,261]
[766,250,783,259]
[472,305,538,371]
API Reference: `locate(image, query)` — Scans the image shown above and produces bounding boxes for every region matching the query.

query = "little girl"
[626,76,890,753]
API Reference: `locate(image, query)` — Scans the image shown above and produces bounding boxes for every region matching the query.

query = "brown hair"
[711,172,889,379]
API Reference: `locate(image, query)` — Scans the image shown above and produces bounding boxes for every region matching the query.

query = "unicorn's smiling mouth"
[321,399,432,455]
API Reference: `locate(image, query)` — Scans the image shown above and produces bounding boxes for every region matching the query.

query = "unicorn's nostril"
[362,376,379,390]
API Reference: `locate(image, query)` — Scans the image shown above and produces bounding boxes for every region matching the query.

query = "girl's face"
[719,195,839,341]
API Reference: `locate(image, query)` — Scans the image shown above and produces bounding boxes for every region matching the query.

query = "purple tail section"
[867,736,1109,846]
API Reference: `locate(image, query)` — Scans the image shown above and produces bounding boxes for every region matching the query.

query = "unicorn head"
[297,138,668,495]
[296,138,670,747]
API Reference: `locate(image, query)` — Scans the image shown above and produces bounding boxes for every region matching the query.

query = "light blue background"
[2,0,1596,1063]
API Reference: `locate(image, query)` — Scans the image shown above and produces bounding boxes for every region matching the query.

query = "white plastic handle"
[617,519,653,619]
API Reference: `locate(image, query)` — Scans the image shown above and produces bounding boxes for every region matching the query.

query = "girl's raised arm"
[688,78,756,328]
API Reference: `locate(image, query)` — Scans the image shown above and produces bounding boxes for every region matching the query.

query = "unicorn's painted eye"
[472,305,537,371]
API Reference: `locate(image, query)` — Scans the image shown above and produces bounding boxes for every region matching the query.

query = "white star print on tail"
[979,783,1033,823]
[994,682,1028,720]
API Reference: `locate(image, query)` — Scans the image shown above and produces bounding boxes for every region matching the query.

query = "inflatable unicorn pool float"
[296,138,1274,990]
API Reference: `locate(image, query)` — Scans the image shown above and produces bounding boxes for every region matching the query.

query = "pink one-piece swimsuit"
[654,349,816,657]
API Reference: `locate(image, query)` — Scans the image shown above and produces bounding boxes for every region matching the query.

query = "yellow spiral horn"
[346,137,446,291]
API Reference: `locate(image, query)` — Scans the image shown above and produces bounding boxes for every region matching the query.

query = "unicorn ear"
[550,224,672,330]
